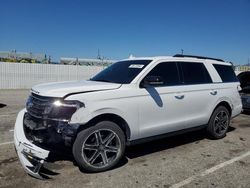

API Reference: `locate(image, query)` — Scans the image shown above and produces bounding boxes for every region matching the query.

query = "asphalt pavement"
[0,90,250,188]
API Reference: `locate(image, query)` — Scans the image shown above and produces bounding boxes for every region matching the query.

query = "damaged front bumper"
[14,109,50,179]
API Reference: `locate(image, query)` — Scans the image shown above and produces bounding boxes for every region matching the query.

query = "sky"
[0,0,249,64]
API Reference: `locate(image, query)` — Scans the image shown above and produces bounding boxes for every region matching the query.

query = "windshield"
[91,60,152,84]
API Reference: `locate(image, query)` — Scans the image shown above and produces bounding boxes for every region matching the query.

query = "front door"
[138,62,187,138]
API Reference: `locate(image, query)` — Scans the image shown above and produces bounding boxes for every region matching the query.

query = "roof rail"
[173,54,224,62]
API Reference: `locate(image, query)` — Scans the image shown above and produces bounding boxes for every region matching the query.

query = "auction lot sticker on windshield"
[129,64,144,68]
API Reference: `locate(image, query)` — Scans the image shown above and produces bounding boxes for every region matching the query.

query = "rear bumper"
[14,109,50,179]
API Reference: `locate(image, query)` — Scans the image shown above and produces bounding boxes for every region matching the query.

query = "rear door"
[178,61,217,128]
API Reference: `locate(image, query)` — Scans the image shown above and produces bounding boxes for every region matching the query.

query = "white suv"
[14,54,242,178]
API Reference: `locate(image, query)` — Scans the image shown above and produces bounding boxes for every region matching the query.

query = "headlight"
[46,100,84,121]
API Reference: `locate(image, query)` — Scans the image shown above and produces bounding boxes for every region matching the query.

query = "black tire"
[73,121,125,172]
[207,106,230,139]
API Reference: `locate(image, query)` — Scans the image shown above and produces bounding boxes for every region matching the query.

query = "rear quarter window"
[213,64,238,82]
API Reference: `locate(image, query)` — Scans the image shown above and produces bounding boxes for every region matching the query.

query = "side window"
[213,64,238,82]
[144,62,181,86]
[180,62,212,84]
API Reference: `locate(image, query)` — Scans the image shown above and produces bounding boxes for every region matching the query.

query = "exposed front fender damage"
[69,107,137,140]
[70,107,126,124]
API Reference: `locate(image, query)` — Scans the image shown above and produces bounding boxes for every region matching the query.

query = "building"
[60,57,115,66]
[235,65,250,72]
[0,50,50,64]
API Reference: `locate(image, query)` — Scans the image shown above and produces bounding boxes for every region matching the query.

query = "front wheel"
[73,121,125,172]
[207,106,230,139]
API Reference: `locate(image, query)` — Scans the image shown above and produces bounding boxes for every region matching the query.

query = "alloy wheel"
[213,110,229,136]
[81,129,121,168]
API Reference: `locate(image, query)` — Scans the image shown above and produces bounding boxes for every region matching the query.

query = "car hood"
[31,80,121,98]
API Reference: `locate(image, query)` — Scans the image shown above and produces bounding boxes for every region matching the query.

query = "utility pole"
[97,49,101,60]
[181,49,184,55]
[248,58,249,71]
[76,57,78,65]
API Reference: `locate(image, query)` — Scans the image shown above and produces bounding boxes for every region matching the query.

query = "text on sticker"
[129,64,144,68]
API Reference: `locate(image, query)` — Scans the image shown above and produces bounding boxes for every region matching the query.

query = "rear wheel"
[207,106,230,139]
[73,121,125,172]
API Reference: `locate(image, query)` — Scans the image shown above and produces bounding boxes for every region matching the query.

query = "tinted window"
[144,62,180,86]
[180,62,212,84]
[213,64,238,82]
[91,60,151,84]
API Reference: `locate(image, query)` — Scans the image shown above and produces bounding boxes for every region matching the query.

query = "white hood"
[31,80,121,98]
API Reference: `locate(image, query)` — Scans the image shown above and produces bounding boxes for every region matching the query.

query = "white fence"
[0,62,104,89]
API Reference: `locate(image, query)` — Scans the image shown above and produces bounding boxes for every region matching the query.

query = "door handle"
[175,95,184,99]
[210,90,217,95]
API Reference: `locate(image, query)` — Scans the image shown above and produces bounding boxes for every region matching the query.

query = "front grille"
[26,93,55,118]
[24,113,65,145]
[23,112,74,150]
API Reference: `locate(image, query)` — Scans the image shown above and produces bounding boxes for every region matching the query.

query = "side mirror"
[141,76,164,87]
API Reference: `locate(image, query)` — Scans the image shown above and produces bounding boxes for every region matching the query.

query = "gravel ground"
[0,90,250,188]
